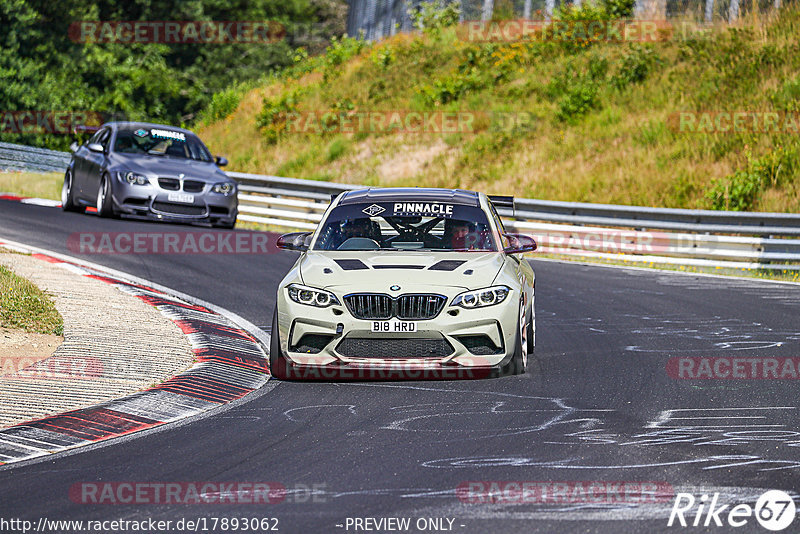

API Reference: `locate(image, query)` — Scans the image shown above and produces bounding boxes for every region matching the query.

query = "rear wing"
[488,195,514,215]
[72,125,101,136]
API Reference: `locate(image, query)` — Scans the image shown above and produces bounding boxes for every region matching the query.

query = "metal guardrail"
[0,142,71,173]
[229,171,800,271]
[1,141,798,270]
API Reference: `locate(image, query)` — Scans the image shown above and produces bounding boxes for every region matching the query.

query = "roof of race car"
[338,188,480,207]
[101,122,197,135]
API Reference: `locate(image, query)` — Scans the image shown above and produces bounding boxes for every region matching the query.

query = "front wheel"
[509,303,528,375]
[61,170,81,212]
[96,174,116,218]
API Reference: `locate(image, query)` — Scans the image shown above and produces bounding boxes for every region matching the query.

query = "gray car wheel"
[96,174,115,218]
[61,170,80,212]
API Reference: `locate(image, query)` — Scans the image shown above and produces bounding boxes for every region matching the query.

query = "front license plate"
[167,193,194,204]
[371,320,417,333]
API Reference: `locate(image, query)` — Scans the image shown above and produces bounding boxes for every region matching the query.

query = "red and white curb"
[0,193,62,208]
[0,239,270,465]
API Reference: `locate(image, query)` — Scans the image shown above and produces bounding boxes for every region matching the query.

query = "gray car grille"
[336,336,454,359]
[158,178,180,190]
[344,294,446,320]
[183,180,205,193]
[152,202,205,216]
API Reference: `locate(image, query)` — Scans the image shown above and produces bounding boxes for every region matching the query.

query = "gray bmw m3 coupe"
[62,122,238,228]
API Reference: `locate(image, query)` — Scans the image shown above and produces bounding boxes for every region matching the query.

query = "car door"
[82,128,111,201]
[72,130,102,200]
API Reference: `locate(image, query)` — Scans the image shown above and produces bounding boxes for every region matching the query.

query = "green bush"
[202,86,242,123]
[612,44,660,90]
[601,0,637,19]
[409,0,460,32]
[256,89,304,144]
[707,146,799,210]
[557,80,600,122]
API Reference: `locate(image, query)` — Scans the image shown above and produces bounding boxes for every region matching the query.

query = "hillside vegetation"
[199,2,800,212]
[0,0,346,150]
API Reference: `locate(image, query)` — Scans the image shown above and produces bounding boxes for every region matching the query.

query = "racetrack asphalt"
[1,198,799,533]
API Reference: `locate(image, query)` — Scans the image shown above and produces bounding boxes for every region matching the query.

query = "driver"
[445,220,476,250]
[335,217,381,248]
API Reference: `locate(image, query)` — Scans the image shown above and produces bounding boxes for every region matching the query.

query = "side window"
[488,202,511,250]
[488,202,507,233]
[87,130,102,145]
[97,129,111,150]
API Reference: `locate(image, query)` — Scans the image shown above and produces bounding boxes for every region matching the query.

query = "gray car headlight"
[118,171,148,185]
[213,182,235,195]
[287,284,340,307]
[451,285,510,309]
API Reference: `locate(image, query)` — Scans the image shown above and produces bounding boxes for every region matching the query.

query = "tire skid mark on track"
[0,243,270,465]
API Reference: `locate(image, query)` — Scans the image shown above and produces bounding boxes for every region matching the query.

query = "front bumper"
[273,285,520,379]
[111,178,237,225]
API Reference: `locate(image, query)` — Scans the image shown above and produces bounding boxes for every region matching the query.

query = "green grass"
[0,264,63,335]
[0,172,62,201]
[198,5,800,213]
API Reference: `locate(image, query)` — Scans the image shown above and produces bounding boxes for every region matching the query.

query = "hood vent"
[372,264,425,270]
[428,260,466,271]
[334,259,370,270]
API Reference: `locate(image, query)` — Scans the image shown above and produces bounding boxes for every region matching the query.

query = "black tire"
[509,304,527,375]
[269,307,291,380]
[96,174,116,218]
[526,305,535,356]
[61,170,81,212]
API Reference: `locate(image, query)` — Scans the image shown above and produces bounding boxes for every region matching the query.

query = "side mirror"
[277,232,312,252]
[87,143,104,153]
[215,156,228,167]
[503,233,537,254]
[69,142,79,153]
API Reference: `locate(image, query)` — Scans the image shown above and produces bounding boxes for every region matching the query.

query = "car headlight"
[118,171,148,185]
[286,284,340,307]
[451,285,511,309]
[213,182,235,195]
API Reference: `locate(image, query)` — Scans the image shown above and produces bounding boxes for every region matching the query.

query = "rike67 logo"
[668,490,796,531]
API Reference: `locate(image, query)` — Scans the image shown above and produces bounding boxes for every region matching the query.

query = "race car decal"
[362,204,385,216]
[392,202,454,216]
[133,128,148,137]
[150,128,186,142]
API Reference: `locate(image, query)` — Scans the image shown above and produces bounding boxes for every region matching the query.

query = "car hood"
[299,251,506,292]
[110,154,229,182]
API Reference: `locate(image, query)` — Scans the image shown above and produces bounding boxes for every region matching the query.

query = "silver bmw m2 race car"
[270,187,536,380]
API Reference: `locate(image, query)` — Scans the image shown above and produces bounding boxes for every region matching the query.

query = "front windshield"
[113,127,213,162]
[313,202,497,251]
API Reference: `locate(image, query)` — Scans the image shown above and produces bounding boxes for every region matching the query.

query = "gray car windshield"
[314,203,497,251]
[114,128,213,162]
